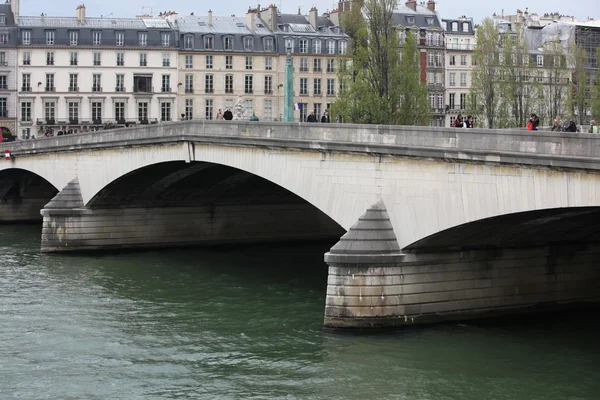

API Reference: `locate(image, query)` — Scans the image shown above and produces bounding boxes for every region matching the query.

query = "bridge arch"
[0,168,58,222]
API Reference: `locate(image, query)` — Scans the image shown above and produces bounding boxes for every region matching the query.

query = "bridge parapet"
[5,121,600,171]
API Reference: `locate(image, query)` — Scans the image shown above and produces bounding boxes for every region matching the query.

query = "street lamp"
[283,47,294,122]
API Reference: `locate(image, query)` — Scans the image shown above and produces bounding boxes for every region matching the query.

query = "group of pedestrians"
[452,114,474,128]
[550,115,598,133]
[306,110,330,123]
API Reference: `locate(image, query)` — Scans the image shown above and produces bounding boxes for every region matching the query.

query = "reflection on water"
[1,225,599,400]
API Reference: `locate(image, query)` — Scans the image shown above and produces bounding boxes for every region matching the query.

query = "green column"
[283,48,294,123]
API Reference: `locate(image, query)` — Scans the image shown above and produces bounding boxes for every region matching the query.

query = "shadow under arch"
[85,160,345,243]
[404,207,600,253]
[0,168,59,223]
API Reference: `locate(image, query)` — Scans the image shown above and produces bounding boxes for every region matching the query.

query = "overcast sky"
[19,0,600,24]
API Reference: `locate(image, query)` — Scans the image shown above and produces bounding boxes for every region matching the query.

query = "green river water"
[1,225,599,400]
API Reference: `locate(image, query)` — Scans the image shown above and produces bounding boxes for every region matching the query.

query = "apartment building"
[0,2,18,136]
[393,0,446,126]
[443,17,475,127]
[170,5,348,122]
[15,1,178,138]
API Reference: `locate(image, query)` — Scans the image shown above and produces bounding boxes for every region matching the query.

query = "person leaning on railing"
[589,120,598,134]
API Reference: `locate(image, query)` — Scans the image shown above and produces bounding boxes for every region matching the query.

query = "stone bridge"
[2,121,600,330]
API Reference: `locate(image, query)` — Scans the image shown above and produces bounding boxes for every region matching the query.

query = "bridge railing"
[5,120,600,171]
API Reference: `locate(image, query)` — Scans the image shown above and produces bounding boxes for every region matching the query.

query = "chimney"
[76,4,86,24]
[40,12,45,23]
[309,7,318,30]
[10,0,20,21]
[208,9,213,26]
[426,0,435,12]
[329,8,340,26]
[259,4,277,32]
[405,0,417,11]
[246,8,256,30]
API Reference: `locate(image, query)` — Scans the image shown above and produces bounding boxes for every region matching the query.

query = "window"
[225,74,234,93]
[537,55,543,67]
[22,74,31,92]
[264,37,274,51]
[204,74,213,93]
[299,39,308,53]
[314,103,322,119]
[461,55,467,66]
[68,102,79,123]
[339,41,347,55]
[407,16,415,25]
[460,93,466,109]
[204,36,213,50]
[185,35,194,49]
[138,102,148,122]
[313,58,322,72]
[244,100,252,118]
[225,55,232,69]
[116,74,124,92]
[0,75,6,90]
[115,101,125,122]
[265,56,272,71]
[205,99,214,120]
[185,55,193,69]
[44,101,55,121]
[93,52,101,66]
[116,32,124,46]
[117,52,124,66]
[0,33,10,44]
[0,98,6,118]
[246,56,253,70]
[264,99,272,121]
[313,78,322,96]
[46,31,55,45]
[93,31,102,45]
[244,37,253,51]
[185,74,193,93]
[70,52,78,66]
[69,31,78,46]
[460,73,467,87]
[285,38,294,53]
[245,75,253,94]
[69,73,78,91]
[161,102,171,121]
[161,32,170,47]
[326,59,335,73]
[0,14,5,25]
[46,52,54,66]
[22,52,31,65]
[92,74,102,92]
[134,75,152,93]
[224,37,233,50]
[92,101,103,123]
[300,78,308,95]
[448,93,455,109]
[327,40,335,54]
[313,39,321,54]
[185,99,193,120]
[162,53,170,67]
[21,101,32,122]
[463,22,469,32]
[264,75,272,94]
[45,74,55,91]
[327,78,335,96]
[140,53,147,66]
[162,75,171,92]
[139,32,147,47]
[22,30,31,45]
[449,55,455,66]
[300,58,308,72]
[206,55,213,69]
[299,103,308,121]
[449,72,456,86]
[452,22,458,31]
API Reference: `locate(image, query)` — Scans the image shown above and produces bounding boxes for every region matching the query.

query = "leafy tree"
[331,0,429,125]
[540,40,569,124]
[567,43,589,125]
[470,18,501,128]
[591,46,600,123]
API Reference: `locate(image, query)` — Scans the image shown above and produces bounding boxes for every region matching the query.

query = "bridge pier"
[40,179,343,252]
[324,200,600,331]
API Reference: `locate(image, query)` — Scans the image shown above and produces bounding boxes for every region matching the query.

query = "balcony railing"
[92,86,102,92]
[45,86,56,92]
[205,88,214,93]
[0,85,7,90]
[70,61,78,66]
[115,86,125,92]
[22,60,31,65]
[140,61,148,66]
[184,88,194,93]
[133,87,153,94]
[264,90,273,95]
[163,62,170,67]
[93,61,101,66]
[446,43,475,51]
[21,86,32,92]
[0,110,8,118]
[161,87,171,93]
[69,86,79,92]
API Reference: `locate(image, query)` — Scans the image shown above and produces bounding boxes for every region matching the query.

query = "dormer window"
[462,22,469,32]
[263,37,274,52]
[22,30,31,45]
[281,25,289,32]
[224,36,233,51]
[299,39,308,53]
[184,35,194,49]
[313,39,321,53]
[0,15,6,25]
[244,37,253,51]
[339,41,347,55]
[406,16,415,25]
[452,22,458,31]
[426,17,434,25]
[204,36,213,50]
[92,31,102,45]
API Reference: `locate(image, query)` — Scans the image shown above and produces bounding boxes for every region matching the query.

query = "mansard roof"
[18,16,172,30]
[393,5,442,29]
[175,14,272,35]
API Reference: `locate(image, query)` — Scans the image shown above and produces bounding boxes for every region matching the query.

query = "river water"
[1,225,599,400]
